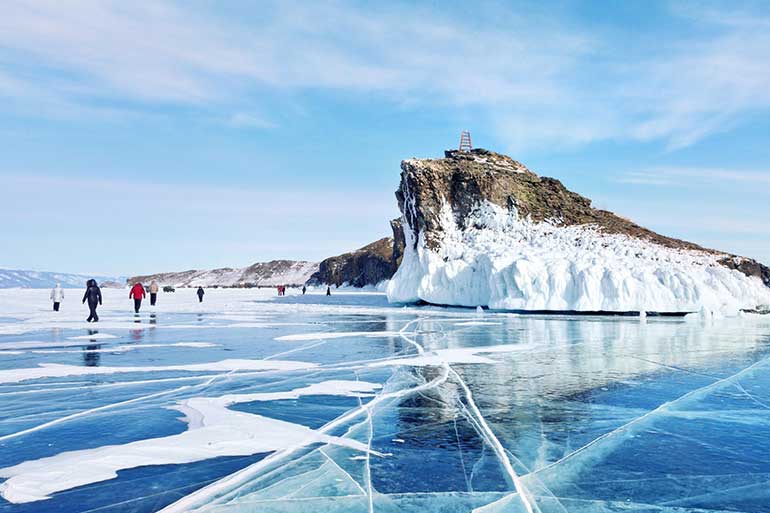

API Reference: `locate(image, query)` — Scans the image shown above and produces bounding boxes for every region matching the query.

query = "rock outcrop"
[128,260,318,288]
[307,220,406,288]
[387,148,770,314]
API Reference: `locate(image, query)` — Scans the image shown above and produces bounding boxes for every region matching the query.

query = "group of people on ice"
[49,281,206,322]
[51,281,105,322]
[50,280,334,323]
[279,285,331,296]
[128,281,205,313]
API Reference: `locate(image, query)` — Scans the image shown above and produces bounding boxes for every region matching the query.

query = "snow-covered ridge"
[387,151,770,315]
[0,268,124,289]
[129,260,319,288]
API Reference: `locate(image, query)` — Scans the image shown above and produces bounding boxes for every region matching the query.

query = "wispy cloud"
[624,8,770,149]
[618,166,770,187]
[227,113,277,130]
[1,1,770,150]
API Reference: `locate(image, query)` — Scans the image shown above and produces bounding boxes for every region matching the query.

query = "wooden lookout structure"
[459,130,473,152]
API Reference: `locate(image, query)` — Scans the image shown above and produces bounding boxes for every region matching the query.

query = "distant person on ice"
[82,279,102,322]
[149,280,159,306]
[197,286,205,303]
[302,285,306,295]
[50,283,64,311]
[130,282,146,313]
[326,286,331,296]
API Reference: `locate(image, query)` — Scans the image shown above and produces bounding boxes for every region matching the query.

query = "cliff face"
[128,260,318,288]
[388,149,770,314]
[400,149,716,254]
[307,220,406,288]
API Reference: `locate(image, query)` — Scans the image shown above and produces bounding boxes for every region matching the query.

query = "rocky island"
[386,149,770,315]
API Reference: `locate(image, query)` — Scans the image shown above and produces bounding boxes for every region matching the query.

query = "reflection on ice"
[0,289,769,512]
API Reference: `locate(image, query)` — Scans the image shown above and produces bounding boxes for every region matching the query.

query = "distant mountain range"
[126,222,406,289]
[0,269,126,289]
[127,260,319,288]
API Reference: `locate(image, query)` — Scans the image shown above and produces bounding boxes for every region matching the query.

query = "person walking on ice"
[326,285,331,296]
[130,282,146,313]
[197,286,205,303]
[82,279,102,322]
[50,283,64,311]
[149,280,159,306]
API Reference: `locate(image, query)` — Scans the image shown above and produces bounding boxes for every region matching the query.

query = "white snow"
[275,330,401,341]
[0,340,106,351]
[0,380,381,503]
[0,342,219,355]
[141,261,320,288]
[0,268,124,289]
[368,343,537,368]
[66,333,118,340]
[388,201,770,316]
[0,287,423,336]
[0,358,316,384]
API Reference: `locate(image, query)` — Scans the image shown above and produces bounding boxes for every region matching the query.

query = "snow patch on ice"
[369,344,536,368]
[2,342,220,355]
[0,379,381,503]
[0,340,107,351]
[0,358,316,384]
[67,333,117,340]
[276,330,400,341]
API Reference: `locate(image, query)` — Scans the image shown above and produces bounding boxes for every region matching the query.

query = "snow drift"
[387,149,770,315]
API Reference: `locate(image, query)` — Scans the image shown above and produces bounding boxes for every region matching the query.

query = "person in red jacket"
[129,282,146,313]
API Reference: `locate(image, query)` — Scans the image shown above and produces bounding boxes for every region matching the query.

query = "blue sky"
[1,0,769,275]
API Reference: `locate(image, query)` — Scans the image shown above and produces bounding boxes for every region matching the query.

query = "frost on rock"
[388,201,770,315]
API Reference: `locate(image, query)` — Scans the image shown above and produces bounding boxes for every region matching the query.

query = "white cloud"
[1,1,770,150]
[228,113,276,130]
[618,166,770,187]
[0,0,594,148]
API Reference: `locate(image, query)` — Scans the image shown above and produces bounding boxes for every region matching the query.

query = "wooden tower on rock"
[459,130,473,152]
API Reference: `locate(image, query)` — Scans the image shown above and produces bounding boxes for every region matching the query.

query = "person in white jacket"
[50,283,64,311]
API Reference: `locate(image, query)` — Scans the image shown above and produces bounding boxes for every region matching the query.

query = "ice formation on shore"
[388,202,770,315]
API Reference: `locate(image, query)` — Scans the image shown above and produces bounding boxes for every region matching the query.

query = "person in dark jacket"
[302,285,306,295]
[326,286,331,296]
[129,282,146,313]
[82,279,102,322]
[196,286,205,303]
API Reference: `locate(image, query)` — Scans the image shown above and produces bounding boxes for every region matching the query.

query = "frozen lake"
[0,288,769,513]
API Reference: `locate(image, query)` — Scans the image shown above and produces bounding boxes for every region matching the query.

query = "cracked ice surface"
[0,289,770,512]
